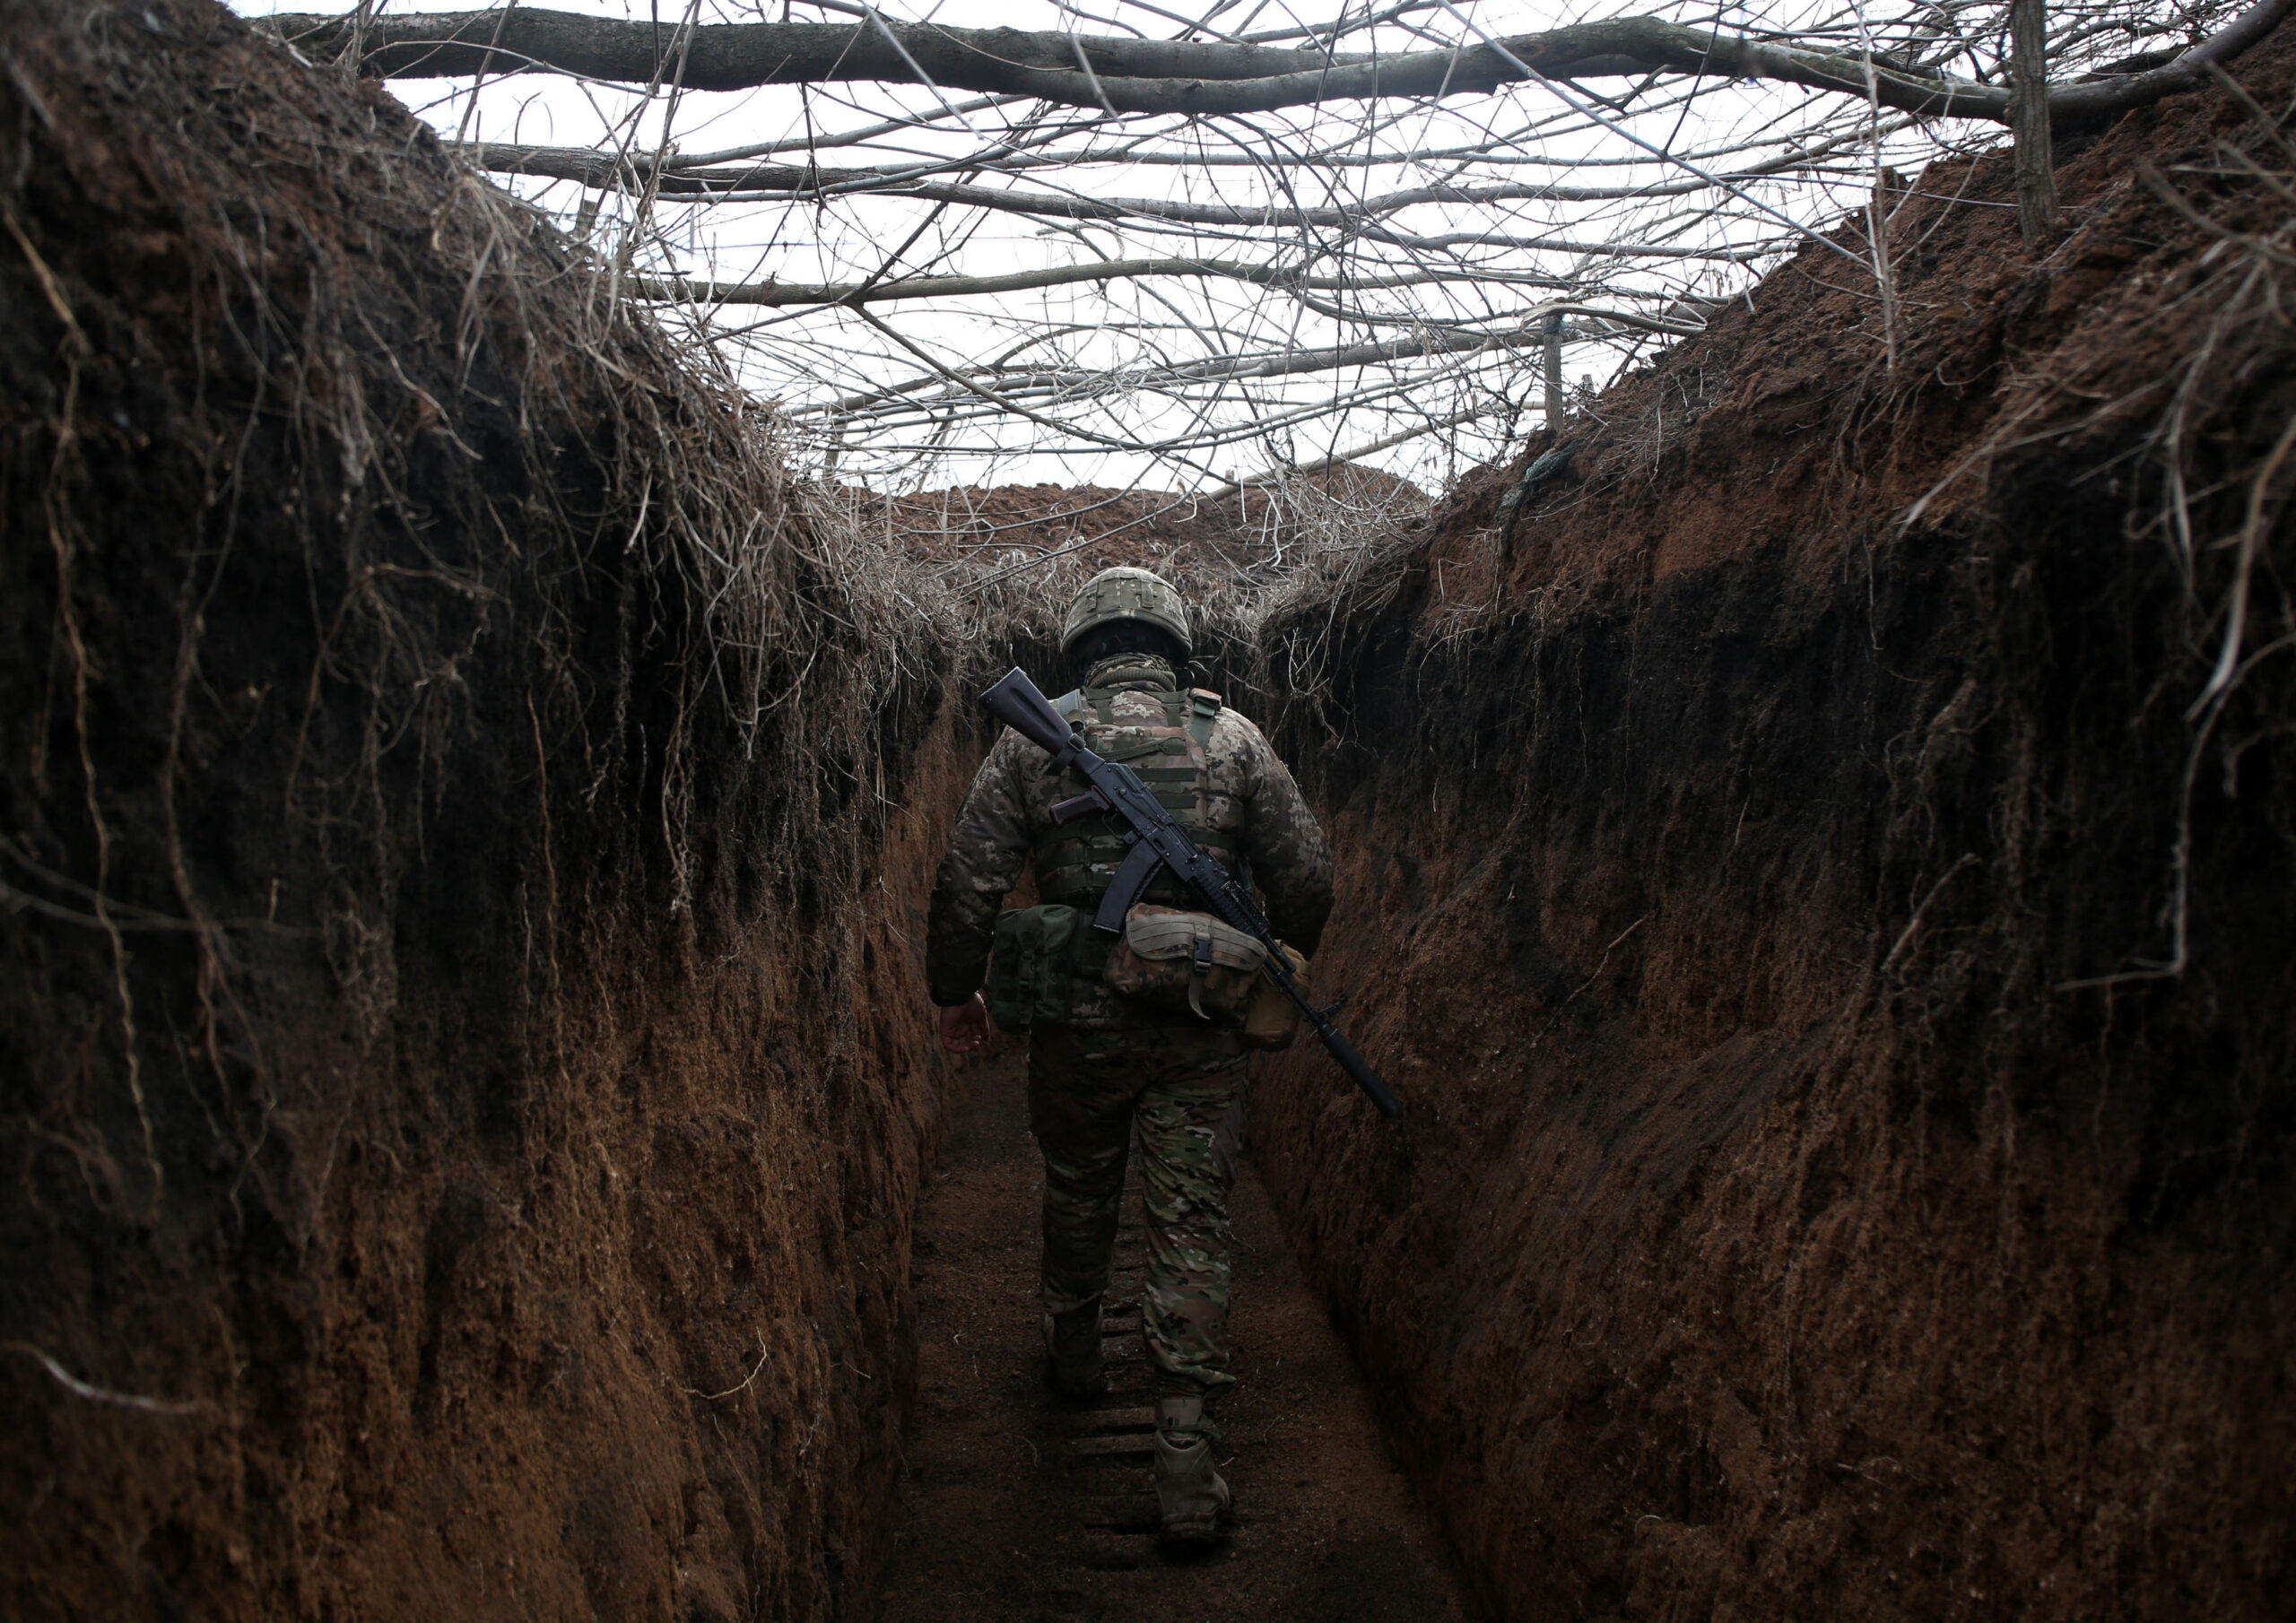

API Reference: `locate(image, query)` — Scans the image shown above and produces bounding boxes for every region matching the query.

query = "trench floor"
[878,1046,1481,1623]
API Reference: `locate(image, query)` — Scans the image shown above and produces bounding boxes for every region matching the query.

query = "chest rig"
[1032,672,1238,913]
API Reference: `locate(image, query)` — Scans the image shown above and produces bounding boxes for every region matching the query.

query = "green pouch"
[987,904,1090,1031]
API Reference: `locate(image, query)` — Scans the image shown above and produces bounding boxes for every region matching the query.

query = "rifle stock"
[981,668,1072,753]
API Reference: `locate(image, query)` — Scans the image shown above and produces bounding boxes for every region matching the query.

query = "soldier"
[926,566,1335,1546]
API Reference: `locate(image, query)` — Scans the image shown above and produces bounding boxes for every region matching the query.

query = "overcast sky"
[222,0,2168,495]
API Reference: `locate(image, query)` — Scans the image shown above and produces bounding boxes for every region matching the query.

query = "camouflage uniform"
[926,654,1334,1404]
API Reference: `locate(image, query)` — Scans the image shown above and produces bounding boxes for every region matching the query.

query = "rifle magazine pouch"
[1242,944,1309,1051]
[1103,905,1266,1020]
[987,904,1088,1031]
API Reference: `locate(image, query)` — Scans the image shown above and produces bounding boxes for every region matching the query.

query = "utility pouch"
[1241,944,1309,1051]
[1103,905,1267,1020]
[987,904,1090,1031]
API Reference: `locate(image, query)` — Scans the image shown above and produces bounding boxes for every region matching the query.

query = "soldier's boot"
[1152,1394,1231,1546]
[1041,1302,1106,1400]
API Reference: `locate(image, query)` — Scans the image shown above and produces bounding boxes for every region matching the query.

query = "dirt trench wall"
[1251,56,2296,1623]
[0,5,973,1618]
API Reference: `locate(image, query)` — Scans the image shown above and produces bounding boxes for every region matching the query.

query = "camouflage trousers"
[1027,1022,1248,1402]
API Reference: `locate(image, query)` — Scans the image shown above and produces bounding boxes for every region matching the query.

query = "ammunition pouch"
[1103,905,1266,1021]
[987,905,1106,1031]
[1241,943,1309,1051]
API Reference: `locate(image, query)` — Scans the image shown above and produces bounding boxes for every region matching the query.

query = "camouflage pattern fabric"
[926,655,1334,1017]
[1028,1024,1247,1405]
[926,653,1335,1410]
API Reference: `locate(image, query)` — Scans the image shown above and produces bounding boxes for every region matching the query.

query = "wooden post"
[1871,165,1902,373]
[1542,309,1565,431]
[2009,0,2058,247]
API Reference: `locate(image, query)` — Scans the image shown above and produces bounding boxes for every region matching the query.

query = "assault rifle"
[981,667,1401,1118]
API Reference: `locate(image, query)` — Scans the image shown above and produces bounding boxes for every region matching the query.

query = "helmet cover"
[1059,566,1191,660]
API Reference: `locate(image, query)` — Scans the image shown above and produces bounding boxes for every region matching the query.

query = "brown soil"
[10,1,2295,1619]
[878,1045,1480,1623]
[883,483,1265,570]
[1251,37,2296,1623]
[867,468,1427,575]
[0,4,980,1617]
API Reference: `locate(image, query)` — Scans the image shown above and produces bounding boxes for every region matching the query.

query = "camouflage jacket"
[926,656,1335,1024]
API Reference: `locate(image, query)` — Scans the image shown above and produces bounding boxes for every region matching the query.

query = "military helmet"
[1059,567,1191,661]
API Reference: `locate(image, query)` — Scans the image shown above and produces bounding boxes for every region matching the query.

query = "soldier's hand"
[938,994,991,1056]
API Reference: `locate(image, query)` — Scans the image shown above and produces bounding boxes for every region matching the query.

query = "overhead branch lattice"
[252,0,2288,503]
[269,3,2290,123]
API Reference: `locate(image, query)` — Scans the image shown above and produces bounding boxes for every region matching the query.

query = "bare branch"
[465,137,1764,206]
[1210,398,1500,494]
[260,3,2293,126]
[622,255,1575,306]
[789,301,1704,418]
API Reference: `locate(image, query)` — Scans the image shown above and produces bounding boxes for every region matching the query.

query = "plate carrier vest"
[1031,674,1240,916]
